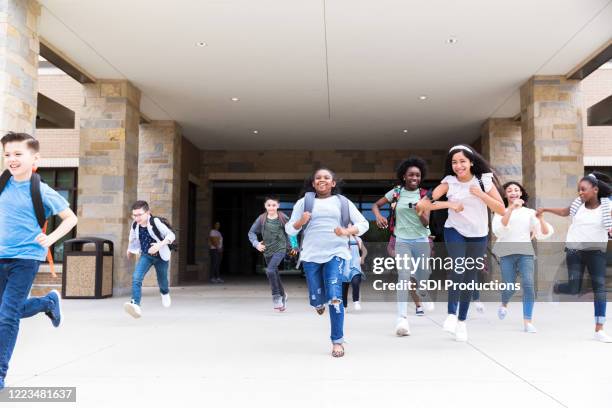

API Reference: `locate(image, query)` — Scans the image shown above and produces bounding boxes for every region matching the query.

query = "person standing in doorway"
[209,221,224,283]
[248,196,298,311]
[124,201,175,319]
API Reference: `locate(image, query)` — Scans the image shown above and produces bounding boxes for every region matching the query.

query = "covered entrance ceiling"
[38,0,612,149]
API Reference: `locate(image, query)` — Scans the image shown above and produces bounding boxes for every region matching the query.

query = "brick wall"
[37,74,82,159]
[581,65,612,159]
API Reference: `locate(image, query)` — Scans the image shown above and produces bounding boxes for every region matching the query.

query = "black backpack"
[132,215,178,251]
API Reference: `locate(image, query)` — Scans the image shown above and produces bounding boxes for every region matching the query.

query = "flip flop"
[332,344,344,358]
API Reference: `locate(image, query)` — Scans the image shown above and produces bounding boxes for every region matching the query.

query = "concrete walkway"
[4,276,611,408]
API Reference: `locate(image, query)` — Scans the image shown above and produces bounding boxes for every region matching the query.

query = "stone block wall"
[137,121,182,286]
[0,0,40,138]
[77,80,141,294]
[480,118,523,185]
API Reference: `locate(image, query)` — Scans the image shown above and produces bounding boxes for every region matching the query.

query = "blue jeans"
[558,249,607,324]
[264,252,286,305]
[303,256,345,344]
[0,259,54,380]
[395,237,431,318]
[444,228,488,321]
[500,254,535,320]
[132,254,170,305]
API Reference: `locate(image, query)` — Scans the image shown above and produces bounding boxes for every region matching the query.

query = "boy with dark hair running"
[124,200,176,319]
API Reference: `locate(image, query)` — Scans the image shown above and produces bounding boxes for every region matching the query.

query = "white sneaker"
[124,301,142,319]
[497,306,507,320]
[443,314,458,334]
[474,301,485,313]
[395,318,411,336]
[524,322,537,333]
[455,321,468,342]
[161,293,171,308]
[353,301,361,311]
[422,302,435,312]
[594,330,612,343]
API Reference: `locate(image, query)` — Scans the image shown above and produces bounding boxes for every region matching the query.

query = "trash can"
[62,237,114,299]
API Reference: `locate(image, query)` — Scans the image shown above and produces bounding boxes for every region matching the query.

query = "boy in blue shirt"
[0,132,78,391]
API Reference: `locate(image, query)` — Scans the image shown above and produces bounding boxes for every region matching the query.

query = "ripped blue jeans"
[303,256,345,344]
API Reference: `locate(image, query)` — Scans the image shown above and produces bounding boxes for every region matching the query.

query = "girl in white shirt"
[416,145,505,341]
[492,181,553,333]
[286,168,369,357]
[538,172,612,343]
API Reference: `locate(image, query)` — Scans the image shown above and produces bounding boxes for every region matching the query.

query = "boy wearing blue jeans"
[0,132,78,391]
[124,201,176,319]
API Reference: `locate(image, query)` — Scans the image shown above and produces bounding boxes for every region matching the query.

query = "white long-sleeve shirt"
[285,195,369,264]
[492,207,553,257]
[128,216,176,261]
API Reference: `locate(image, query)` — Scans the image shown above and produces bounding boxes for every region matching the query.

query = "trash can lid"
[63,237,114,251]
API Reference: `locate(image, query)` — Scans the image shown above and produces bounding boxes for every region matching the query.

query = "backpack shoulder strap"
[149,216,163,240]
[391,185,402,203]
[30,173,46,229]
[569,197,582,217]
[419,188,428,198]
[476,175,485,192]
[278,212,288,225]
[337,194,350,228]
[258,212,268,234]
[0,169,11,195]
[304,192,315,213]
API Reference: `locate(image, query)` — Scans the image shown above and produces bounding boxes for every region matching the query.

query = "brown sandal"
[332,344,344,358]
[316,307,325,315]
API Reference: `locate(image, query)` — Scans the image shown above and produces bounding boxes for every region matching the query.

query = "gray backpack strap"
[337,194,350,227]
[302,192,316,229]
[569,197,582,217]
[304,192,315,213]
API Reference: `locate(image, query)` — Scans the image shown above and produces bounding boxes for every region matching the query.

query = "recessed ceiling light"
[403,129,409,133]
[446,37,458,44]
[253,130,259,134]
[231,97,240,102]
[418,95,428,100]
[196,41,207,47]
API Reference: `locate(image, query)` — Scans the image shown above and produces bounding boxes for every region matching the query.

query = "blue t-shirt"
[0,177,69,261]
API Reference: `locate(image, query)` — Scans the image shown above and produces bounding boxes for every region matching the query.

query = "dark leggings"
[342,275,362,307]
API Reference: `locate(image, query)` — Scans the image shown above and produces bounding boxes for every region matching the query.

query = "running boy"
[124,201,175,319]
[247,196,298,311]
[0,132,78,391]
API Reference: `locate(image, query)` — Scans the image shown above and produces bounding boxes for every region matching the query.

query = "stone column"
[0,0,40,138]
[77,80,141,295]
[137,121,182,286]
[520,75,584,294]
[480,118,523,185]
